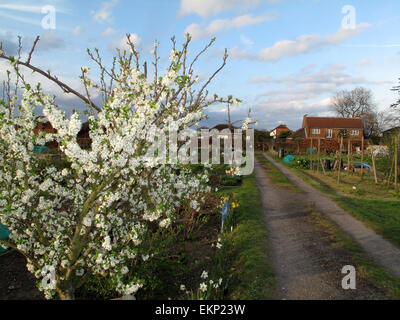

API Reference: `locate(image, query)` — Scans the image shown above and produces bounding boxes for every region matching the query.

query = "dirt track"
[254,158,389,300]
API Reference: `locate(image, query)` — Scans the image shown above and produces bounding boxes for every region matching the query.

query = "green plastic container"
[0,223,10,253]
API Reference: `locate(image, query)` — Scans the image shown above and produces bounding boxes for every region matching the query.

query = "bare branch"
[27,36,40,65]
[0,52,101,112]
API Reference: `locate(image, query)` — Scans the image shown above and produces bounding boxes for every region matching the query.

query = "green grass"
[311,210,400,299]
[255,153,301,193]
[218,174,276,300]
[335,197,400,249]
[268,152,399,200]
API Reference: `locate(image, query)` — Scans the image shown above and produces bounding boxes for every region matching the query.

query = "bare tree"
[330,87,376,118]
[362,110,384,139]
[389,78,400,127]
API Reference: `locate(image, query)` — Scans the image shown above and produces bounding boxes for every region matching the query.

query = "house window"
[350,130,359,136]
[312,129,320,135]
[326,129,333,138]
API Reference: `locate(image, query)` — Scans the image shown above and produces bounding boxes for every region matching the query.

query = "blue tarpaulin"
[283,155,295,163]
[33,146,51,154]
[0,223,10,253]
[353,162,371,169]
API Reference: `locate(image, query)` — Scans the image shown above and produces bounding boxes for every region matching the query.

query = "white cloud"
[232,23,371,62]
[0,10,42,26]
[36,31,66,51]
[229,46,254,60]
[249,64,393,129]
[356,58,371,67]
[258,34,322,61]
[101,27,117,37]
[92,0,118,23]
[253,64,391,92]
[185,13,276,40]
[0,3,70,14]
[108,34,141,52]
[0,4,44,13]
[249,75,272,84]
[71,26,82,37]
[178,0,283,17]
[240,34,254,47]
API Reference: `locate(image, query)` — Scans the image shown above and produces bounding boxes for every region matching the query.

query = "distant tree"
[330,87,385,139]
[390,79,400,126]
[255,129,271,143]
[330,87,376,118]
[278,131,292,139]
[362,111,384,139]
[294,137,302,154]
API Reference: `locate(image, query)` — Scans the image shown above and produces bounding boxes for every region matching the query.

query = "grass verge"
[334,197,400,249]
[255,153,301,193]
[311,210,400,299]
[218,174,276,300]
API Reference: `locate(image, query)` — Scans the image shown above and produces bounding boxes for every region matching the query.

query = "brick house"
[270,124,292,139]
[302,115,364,140]
[298,115,365,153]
[272,115,365,154]
[33,117,92,150]
[33,116,59,149]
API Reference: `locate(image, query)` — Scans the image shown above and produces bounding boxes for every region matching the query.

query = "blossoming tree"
[0,34,238,299]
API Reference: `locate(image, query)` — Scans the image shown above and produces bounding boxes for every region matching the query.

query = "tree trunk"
[56,278,75,300]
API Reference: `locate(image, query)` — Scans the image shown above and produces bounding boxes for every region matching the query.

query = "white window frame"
[326,129,333,138]
[350,130,359,136]
[312,129,320,135]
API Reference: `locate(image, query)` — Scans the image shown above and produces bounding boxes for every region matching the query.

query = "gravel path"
[254,158,388,300]
[261,153,400,279]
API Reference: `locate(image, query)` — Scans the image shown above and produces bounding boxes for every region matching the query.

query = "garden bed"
[0,250,44,300]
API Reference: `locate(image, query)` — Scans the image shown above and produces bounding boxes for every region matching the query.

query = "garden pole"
[395,134,399,193]
[317,138,321,173]
[372,152,378,184]
[310,138,313,171]
[387,156,395,187]
[320,159,326,175]
[361,136,364,181]
[347,139,351,175]
[338,136,343,184]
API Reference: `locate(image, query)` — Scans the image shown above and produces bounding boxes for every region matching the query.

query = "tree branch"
[0,47,101,112]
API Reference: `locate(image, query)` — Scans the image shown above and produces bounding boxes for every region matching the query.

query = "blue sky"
[1,0,400,131]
